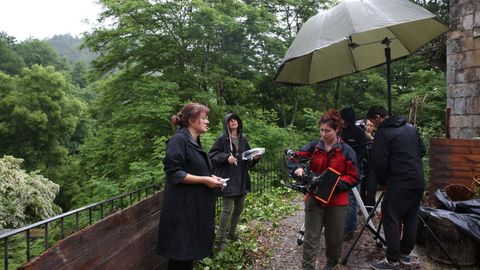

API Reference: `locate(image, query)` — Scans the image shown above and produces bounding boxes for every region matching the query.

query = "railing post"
[44,223,49,249]
[4,237,8,270]
[26,230,31,260]
[75,212,80,231]
[60,218,65,239]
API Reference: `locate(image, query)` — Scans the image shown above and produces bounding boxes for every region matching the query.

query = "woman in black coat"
[157,103,224,270]
[208,113,260,249]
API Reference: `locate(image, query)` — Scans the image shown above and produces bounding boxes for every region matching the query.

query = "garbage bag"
[434,189,480,215]
[419,207,480,243]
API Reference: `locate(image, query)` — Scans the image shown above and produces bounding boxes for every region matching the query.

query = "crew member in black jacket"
[367,106,425,270]
[339,107,368,241]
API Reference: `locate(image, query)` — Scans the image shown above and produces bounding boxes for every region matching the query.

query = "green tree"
[73,71,179,205]
[71,61,88,88]
[0,155,60,229]
[0,32,25,75]
[0,65,85,172]
[15,39,69,71]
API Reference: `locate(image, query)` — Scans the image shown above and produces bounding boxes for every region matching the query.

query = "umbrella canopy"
[275,0,449,112]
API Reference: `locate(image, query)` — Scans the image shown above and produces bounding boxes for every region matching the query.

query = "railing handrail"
[0,183,161,240]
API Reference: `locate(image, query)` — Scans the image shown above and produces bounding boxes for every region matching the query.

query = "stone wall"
[447,0,480,138]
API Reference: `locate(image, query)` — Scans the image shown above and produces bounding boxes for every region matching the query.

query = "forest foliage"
[0,0,449,227]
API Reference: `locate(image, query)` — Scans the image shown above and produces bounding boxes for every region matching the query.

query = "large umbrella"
[274,0,449,113]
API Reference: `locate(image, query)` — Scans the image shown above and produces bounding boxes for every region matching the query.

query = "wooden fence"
[18,191,167,270]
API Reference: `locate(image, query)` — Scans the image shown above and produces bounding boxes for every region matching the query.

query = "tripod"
[340,191,460,269]
[296,187,385,246]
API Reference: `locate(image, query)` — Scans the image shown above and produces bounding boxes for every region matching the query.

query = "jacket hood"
[380,115,407,128]
[223,113,243,135]
[340,108,356,125]
[223,113,243,152]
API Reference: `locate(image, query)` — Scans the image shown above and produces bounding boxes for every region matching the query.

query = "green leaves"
[0,156,60,229]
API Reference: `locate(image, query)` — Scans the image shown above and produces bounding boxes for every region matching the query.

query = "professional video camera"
[284,148,341,205]
[284,148,323,195]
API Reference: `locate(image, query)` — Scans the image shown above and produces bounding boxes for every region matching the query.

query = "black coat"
[340,124,368,176]
[208,113,258,197]
[369,115,426,189]
[157,128,216,260]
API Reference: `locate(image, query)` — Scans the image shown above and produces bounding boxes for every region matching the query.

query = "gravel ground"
[254,195,479,270]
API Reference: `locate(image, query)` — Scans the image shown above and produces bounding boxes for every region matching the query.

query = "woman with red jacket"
[287,109,359,270]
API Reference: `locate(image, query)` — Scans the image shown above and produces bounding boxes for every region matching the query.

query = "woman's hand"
[204,175,225,189]
[294,168,304,177]
[228,154,238,165]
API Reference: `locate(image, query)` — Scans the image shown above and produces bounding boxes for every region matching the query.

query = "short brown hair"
[171,102,210,129]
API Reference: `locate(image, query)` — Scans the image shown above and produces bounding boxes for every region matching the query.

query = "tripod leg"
[341,192,385,265]
[297,222,305,245]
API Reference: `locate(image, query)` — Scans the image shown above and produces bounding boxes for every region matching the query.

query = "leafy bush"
[196,187,300,269]
[0,155,60,229]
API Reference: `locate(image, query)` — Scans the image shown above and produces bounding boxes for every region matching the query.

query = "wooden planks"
[19,191,168,270]
[428,138,480,202]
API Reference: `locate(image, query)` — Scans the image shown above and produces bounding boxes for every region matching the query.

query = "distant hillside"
[47,34,96,66]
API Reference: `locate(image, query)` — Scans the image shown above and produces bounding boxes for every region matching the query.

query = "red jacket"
[288,138,359,206]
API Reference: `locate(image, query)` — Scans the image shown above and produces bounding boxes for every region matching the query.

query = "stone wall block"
[447,38,462,55]
[453,97,466,114]
[474,38,480,50]
[450,115,474,128]
[462,51,477,68]
[466,96,480,114]
[455,68,477,83]
[449,82,476,97]
[474,116,480,128]
[447,97,454,108]
[463,14,474,30]
[462,37,475,51]
[447,68,456,84]
[475,11,480,27]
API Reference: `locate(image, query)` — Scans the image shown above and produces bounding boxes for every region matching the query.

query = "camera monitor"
[311,167,341,204]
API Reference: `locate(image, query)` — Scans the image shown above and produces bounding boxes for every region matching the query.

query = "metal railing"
[0,183,162,270]
[1,151,289,269]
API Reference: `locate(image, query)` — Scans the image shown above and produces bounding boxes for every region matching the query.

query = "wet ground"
[253,195,479,270]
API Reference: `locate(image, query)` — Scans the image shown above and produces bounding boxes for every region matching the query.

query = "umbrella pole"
[382,38,392,115]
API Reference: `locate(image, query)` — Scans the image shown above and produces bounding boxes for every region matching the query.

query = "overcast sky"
[0,0,101,41]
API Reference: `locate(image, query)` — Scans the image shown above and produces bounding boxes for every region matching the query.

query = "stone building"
[447,0,480,138]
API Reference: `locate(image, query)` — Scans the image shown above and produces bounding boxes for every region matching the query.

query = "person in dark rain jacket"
[339,107,368,241]
[287,109,359,270]
[157,103,224,270]
[367,105,425,270]
[208,113,260,249]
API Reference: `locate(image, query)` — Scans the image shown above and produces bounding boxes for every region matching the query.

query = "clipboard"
[311,167,341,204]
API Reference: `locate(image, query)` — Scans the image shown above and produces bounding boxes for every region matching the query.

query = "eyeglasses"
[200,115,209,121]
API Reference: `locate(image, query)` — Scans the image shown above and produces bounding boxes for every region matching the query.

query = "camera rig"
[284,149,324,195]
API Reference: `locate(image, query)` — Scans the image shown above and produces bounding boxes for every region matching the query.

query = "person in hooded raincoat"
[208,113,261,249]
[157,103,224,270]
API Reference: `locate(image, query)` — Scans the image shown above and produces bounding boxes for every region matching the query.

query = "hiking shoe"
[370,258,400,270]
[399,254,411,265]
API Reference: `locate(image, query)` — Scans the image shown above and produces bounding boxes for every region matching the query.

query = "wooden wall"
[19,191,168,270]
[429,138,480,200]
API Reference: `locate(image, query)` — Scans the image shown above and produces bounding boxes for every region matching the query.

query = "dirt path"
[256,196,479,270]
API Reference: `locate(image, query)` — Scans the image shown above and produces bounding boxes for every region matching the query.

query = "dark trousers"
[218,194,246,242]
[302,196,347,270]
[168,259,193,270]
[381,188,423,262]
